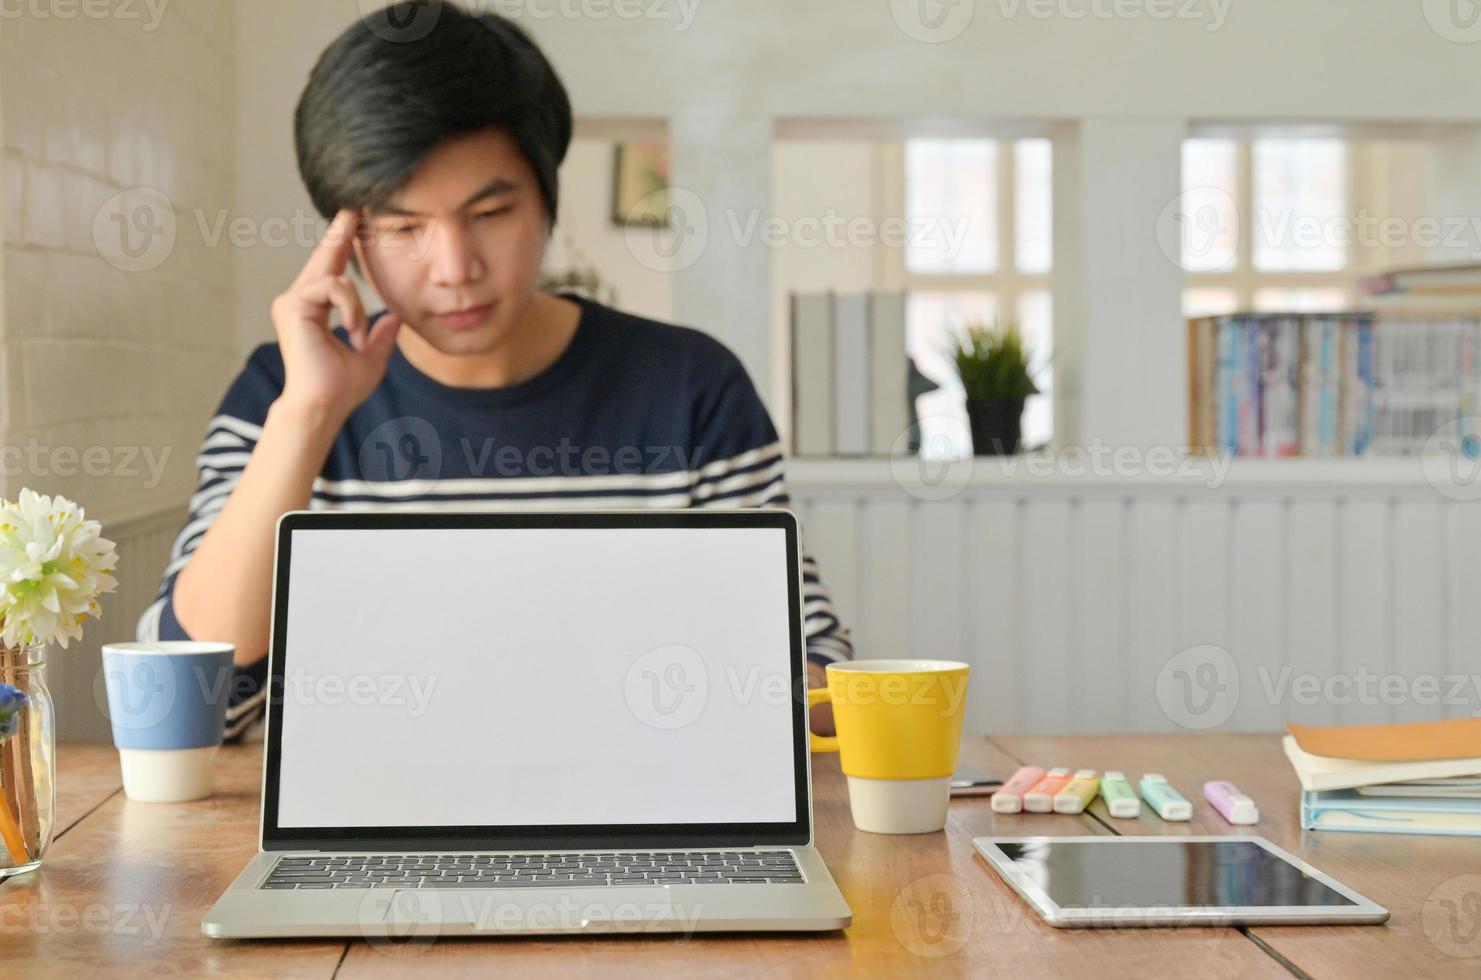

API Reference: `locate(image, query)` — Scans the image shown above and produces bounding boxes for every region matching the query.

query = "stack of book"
[1358,261,1481,314]
[1188,312,1481,456]
[791,291,911,458]
[1284,719,1481,837]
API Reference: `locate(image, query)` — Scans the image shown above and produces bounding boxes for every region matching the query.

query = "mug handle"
[807,687,839,753]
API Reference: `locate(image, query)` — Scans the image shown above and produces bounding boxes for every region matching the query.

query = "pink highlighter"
[991,766,1047,814]
[1204,780,1259,825]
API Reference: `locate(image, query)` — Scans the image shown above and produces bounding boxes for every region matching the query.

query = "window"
[1180,140,1239,274]
[1180,137,1352,315]
[892,137,1054,457]
[1252,139,1347,273]
[905,140,997,275]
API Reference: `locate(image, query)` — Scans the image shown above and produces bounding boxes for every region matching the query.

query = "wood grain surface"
[1,735,1468,978]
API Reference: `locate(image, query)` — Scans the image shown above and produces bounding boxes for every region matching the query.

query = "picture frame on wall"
[610,141,670,226]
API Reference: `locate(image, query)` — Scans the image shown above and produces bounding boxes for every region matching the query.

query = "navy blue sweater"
[138,293,852,739]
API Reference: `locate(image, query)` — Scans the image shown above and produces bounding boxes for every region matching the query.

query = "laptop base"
[203,846,851,938]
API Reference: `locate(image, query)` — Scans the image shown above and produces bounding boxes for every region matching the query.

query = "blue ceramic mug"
[99,641,235,802]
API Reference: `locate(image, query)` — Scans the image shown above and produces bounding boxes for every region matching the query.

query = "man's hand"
[272,208,403,423]
[807,660,836,737]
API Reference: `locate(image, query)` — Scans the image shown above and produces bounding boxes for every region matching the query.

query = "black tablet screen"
[995,840,1357,909]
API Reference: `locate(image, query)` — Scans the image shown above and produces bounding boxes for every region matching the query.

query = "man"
[137,3,851,739]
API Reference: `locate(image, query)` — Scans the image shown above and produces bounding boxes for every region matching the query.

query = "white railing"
[789,457,1481,734]
[50,459,1480,739]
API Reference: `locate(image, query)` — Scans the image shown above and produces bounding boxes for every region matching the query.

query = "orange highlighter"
[1023,768,1074,813]
[991,766,1047,814]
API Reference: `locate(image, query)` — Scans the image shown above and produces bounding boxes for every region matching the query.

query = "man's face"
[355,126,551,356]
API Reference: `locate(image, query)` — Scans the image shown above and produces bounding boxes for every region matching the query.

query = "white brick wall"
[0,1,239,521]
[0,3,239,736]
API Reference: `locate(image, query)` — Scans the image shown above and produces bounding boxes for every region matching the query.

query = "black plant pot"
[965,397,1025,456]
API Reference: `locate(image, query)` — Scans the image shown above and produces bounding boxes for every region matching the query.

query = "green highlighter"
[1098,771,1141,818]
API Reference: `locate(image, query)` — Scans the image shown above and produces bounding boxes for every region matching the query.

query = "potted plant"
[947,317,1039,456]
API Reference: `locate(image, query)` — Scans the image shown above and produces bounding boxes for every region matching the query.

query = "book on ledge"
[1357,261,1481,297]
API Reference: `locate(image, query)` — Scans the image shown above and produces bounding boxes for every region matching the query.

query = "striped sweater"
[137,293,852,740]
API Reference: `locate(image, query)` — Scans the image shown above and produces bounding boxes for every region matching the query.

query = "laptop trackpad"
[385,887,682,932]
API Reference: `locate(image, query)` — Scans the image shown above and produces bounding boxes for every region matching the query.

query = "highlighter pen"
[1053,769,1100,814]
[1099,771,1141,818]
[1139,773,1192,821]
[1023,768,1073,813]
[1204,780,1259,825]
[991,766,1047,814]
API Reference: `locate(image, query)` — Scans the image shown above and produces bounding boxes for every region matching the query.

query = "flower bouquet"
[0,489,117,875]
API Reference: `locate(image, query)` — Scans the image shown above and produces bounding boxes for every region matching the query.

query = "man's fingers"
[329,277,369,348]
[364,312,402,364]
[289,275,367,340]
[293,209,360,289]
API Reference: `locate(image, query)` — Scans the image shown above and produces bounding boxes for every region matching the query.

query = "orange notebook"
[1287,718,1481,762]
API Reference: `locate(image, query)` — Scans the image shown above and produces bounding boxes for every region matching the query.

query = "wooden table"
[0,735,1471,978]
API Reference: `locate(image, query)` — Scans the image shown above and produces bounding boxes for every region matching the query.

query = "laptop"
[203,508,852,939]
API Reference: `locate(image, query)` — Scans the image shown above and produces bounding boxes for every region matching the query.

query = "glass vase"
[0,642,55,878]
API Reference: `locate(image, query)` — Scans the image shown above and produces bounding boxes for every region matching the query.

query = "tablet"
[973,836,1389,928]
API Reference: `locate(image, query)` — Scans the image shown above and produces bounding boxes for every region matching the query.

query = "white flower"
[0,489,118,649]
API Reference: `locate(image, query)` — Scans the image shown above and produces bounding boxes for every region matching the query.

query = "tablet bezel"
[972,835,1390,928]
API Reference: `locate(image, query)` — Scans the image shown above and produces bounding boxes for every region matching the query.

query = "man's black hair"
[295,2,573,226]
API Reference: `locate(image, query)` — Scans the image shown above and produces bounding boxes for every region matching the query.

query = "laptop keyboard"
[261,851,804,889]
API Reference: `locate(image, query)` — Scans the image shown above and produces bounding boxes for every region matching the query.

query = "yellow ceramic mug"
[808,659,970,834]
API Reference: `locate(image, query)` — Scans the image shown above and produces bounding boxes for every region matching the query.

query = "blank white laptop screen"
[275,526,798,829]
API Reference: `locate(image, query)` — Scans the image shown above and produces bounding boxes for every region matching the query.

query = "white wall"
[213,3,1481,737]
[516,0,1481,432]
[234,0,1481,429]
[1,3,238,520]
[1428,129,1481,250]
[531,1,1481,120]
[232,0,344,361]
[1,2,238,737]
[0,0,1462,736]
[541,137,673,322]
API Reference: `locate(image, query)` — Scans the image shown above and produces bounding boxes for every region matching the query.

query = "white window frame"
[1183,137,1360,311]
[880,139,1052,329]
[878,138,1055,451]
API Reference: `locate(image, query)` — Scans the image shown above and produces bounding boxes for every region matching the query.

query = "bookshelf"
[1187,265,1481,460]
